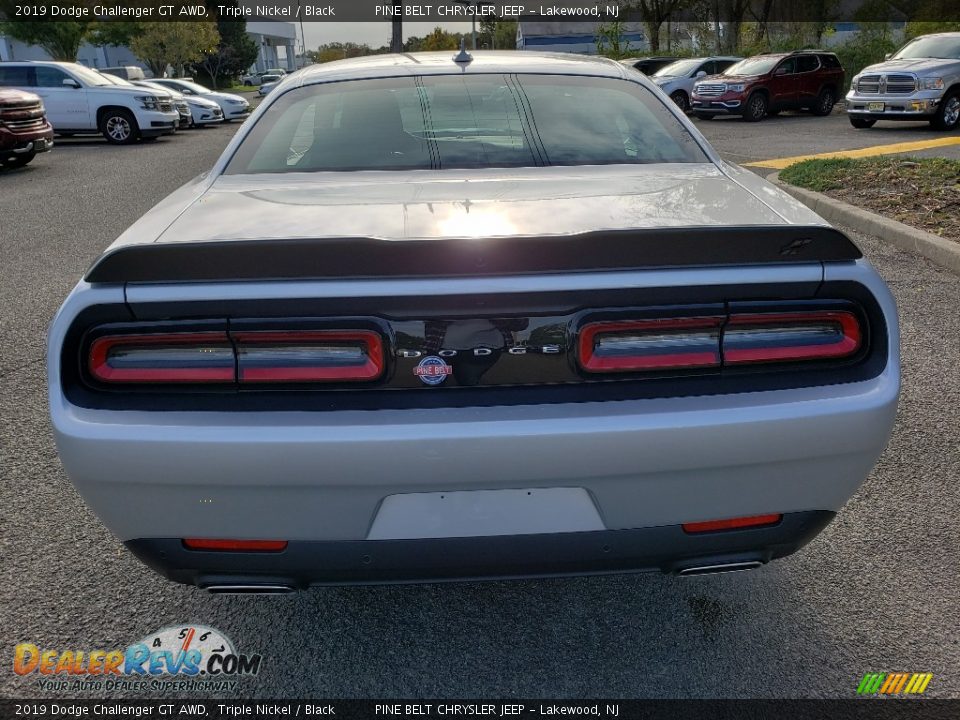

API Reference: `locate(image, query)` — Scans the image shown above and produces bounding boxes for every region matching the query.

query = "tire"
[930,91,960,131]
[850,117,876,129]
[669,90,689,113]
[812,88,836,116]
[742,92,768,122]
[693,112,713,120]
[2,151,36,168]
[98,108,139,145]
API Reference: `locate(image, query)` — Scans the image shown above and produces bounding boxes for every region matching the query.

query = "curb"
[767,171,960,276]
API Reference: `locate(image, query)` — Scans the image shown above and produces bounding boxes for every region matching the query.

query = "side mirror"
[884,53,892,60]
[62,78,81,88]
[695,70,707,78]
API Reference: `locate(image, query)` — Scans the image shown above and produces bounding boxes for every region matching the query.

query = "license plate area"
[367,488,605,540]
[867,102,885,112]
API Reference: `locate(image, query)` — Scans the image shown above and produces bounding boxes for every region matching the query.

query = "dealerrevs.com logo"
[13,625,262,693]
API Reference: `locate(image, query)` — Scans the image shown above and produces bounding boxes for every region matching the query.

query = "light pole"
[454,0,496,50]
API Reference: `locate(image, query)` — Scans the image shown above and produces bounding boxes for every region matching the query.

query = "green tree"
[0,18,92,60]
[131,21,220,78]
[596,20,634,59]
[634,0,692,53]
[199,17,257,88]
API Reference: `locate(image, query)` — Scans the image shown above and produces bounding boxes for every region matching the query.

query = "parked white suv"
[0,61,178,144]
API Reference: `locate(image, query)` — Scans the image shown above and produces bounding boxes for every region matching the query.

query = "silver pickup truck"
[847,32,960,130]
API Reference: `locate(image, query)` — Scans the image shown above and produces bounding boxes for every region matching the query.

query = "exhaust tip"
[203,584,295,595]
[678,560,763,577]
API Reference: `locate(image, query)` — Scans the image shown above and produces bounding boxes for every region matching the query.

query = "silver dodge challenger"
[48,51,900,592]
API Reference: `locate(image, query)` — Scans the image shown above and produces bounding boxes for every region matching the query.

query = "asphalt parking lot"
[1,117,959,699]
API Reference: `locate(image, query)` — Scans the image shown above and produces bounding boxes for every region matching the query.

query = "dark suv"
[0,88,53,167]
[691,50,845,121]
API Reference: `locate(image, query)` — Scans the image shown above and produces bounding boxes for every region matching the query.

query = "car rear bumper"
[126,510,836,589]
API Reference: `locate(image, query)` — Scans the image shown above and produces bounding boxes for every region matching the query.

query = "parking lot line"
[745,136,960,169]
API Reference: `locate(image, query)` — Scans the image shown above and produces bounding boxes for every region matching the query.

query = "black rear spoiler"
[84,226,862,284]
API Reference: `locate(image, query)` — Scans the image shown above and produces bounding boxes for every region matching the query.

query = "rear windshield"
[225,74,708,174]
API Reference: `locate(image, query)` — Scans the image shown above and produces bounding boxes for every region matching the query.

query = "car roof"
[295,51,632,87]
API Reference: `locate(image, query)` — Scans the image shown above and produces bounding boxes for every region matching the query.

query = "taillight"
[724,310,862,364]
[88,332,234,383]
[183,539,288,552]
[233,330,384,383]
[682,514,782,534]
[578,317,723,373]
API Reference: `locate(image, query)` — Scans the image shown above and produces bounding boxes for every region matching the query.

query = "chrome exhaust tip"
[678,560,763,576]
[203,584,295,594]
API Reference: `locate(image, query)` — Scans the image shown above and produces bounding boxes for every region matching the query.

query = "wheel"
[693,112,713,120]
[669,90,689,113]
[812,88,836,116]
[850,117,876,129]
[742,92,768,122]
[244,80,253,86]
[2,151,36,167]
[930,91,960,131]
[99,108,139,144]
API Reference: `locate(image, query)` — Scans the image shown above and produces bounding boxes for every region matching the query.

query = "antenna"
[453,38,473,65]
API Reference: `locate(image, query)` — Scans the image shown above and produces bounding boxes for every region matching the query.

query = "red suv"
[0,88,53,168]
[691,51,845,122]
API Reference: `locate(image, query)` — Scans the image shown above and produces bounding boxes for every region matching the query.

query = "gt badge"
[414,356,452,385]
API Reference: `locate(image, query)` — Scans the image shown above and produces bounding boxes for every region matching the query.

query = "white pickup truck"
[0,61,179,144]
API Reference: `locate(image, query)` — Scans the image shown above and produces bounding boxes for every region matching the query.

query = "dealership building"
[0,20,298,75]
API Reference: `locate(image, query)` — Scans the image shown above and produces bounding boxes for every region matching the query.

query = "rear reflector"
[723,311,861,364]
[233,330,384,383]
[682,514,783,534]
[183,539,288,552]
[578,317,723,373]
[88,332,234,384]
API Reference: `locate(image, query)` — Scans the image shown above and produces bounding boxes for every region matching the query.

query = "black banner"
[2,700,960,720]
[0,0,959,23]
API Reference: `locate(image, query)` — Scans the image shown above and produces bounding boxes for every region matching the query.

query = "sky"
[302,21,476,49]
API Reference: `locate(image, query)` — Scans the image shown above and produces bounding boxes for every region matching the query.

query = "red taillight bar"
[682,514,783,534]
[183,539,288,552]
[232,330,384,383]
[723,310,862,364]
[578,317,724,373]
[88,332,234,384]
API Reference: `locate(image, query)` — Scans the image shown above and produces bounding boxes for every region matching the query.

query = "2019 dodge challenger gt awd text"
[48,51,900,593]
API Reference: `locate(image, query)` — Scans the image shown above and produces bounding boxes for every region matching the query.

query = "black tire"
[2,151,36,168]
[693,112,713,120]
[669,90,689,113]
[850,117,876,129]
[811,88,836,116]
[930,91,960,131]
[742,92,768,122]
[98,108,139,145]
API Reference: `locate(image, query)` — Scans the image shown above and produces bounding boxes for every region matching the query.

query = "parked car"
[0,61,178,143]
[257,75,282,97]
[96,72,188,130]
[652,56,742,112]
[133,80,222,128]
[48,52,899,591]
[618,56,678,75]
[0,88,53,167]
[100,66,146,82]
[148,78,250,120]
[242,69,287,86]
[846,31,960,131]
[691,50,845,121]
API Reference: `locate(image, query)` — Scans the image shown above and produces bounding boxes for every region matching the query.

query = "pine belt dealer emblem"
[414,356,453,385]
